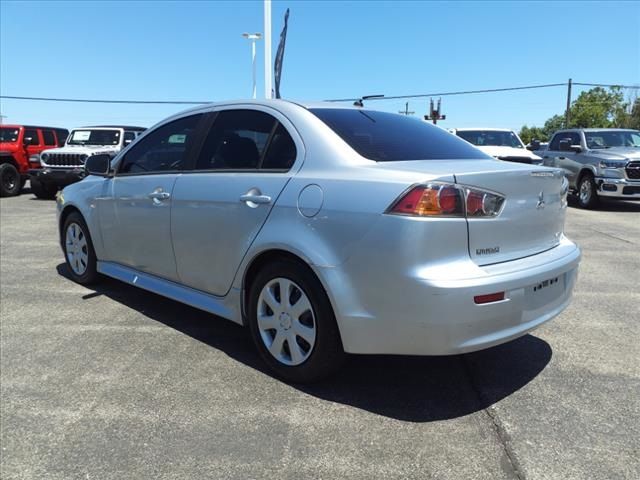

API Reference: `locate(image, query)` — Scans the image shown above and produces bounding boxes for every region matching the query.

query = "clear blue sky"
[1,0,638,131]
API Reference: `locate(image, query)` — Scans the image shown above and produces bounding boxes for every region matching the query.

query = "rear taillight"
[388,182,505,218]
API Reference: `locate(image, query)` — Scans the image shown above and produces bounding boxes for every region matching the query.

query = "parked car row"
[0,124,145,198]
[450,126,640,209]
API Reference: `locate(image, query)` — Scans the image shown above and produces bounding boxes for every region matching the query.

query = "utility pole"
[242,33,262,99]
[398,102,414,115]
[264,0,273,99]
[424,98,446,124]
[565,78,572,128]
[0,114,6,125]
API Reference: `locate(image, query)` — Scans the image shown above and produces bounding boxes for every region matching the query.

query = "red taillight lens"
[388,182,504,218]
[388,183,464,216]
[474,292,505,304]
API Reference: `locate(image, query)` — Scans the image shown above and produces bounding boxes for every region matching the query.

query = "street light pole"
[242,33,262,99]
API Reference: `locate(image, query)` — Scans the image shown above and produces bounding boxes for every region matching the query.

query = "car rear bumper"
[595,177,640,199]
[324,236,581,355]
[29,167,84,188]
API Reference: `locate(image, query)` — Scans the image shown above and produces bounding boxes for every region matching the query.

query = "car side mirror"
[570,145,582,153]
[527,139,541,151]
[85,154,113,177]
[23,136,34,146]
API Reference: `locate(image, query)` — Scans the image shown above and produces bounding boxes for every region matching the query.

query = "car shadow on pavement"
[568,196,640,212]
[57,264,552,423]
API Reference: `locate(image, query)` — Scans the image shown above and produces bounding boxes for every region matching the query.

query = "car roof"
[1,124,67,130]
[453,128,515,132]
[555,128,639,133]
[79,125,146,130]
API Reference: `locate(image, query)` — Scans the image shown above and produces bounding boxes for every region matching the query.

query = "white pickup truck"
[450,128,543,165]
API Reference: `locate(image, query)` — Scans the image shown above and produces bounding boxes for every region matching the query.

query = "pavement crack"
[587,227,634,244]
[460,356,526,480]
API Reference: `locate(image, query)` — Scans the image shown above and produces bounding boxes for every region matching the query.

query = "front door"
[97,114,205,281]
[171,109,300,296]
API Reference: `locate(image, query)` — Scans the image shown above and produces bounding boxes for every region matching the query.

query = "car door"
[171,108,301,296]
[544,132,581,185]
[23,128,43,159]
[97,114,205,281]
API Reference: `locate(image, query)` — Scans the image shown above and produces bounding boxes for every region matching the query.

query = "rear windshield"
[309,108,490,161]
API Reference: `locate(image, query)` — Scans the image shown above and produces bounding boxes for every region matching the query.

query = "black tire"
[61,212,100,285]
[577,173,600,209]
[0,163,21,197]
[30,177,58,200]
[248,259,346,383]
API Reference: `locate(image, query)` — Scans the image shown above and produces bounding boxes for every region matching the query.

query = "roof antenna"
[353,94,385,107]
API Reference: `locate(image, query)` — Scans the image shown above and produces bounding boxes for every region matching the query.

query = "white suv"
[451,128,543,165]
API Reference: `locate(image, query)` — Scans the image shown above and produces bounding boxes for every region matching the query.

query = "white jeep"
[29,125,145,199]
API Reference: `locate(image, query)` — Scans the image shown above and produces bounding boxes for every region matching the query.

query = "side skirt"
[97,261,242,324]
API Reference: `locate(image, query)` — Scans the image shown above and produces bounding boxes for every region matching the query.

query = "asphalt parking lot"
[1,188,639,480]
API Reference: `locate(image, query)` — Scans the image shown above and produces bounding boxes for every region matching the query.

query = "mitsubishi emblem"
[536,191,546,209]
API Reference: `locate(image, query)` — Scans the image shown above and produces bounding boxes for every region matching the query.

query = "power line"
[0,95,209,105]
[0,81,638,106]
[325,83,568,102]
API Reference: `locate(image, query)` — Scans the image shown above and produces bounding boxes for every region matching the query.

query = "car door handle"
[558,157,566,160]
[148,191,171,200]
[239,193,271,204]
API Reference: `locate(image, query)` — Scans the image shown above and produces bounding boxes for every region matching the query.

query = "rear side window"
[262,123,297,170]
[309,109,489,161]
[196,110,276,170]
[24,129,40,145]
[119,114,202,174]
[42,130,56,145]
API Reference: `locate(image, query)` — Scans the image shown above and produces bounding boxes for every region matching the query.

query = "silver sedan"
[57,100,581,382]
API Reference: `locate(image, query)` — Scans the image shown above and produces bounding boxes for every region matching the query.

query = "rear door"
[171,108,300,296]
[455,166,566,266]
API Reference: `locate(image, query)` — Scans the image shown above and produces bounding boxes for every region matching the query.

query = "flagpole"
[264,0,272,99]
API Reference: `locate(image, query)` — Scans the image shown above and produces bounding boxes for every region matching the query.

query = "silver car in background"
[57,100,581,382]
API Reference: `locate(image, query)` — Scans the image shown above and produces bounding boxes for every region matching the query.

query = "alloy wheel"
[579,179,592,204]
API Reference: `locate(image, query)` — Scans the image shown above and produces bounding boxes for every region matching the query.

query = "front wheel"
[62,212,100,285]
[577,174,599,209]
[248,259,345,383]
[0,163,21,197]
[30,177,58,200]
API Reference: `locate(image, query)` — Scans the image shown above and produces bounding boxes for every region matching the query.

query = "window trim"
[115,113,207,177]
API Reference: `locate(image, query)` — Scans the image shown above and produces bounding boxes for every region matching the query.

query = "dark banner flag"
[274,8,290,99]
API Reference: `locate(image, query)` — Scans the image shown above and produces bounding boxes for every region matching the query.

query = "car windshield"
[585,130,640,149]
[0,128,20,143]
[309,108,489,161]
[67,129,121,146]
[456,130,524,148]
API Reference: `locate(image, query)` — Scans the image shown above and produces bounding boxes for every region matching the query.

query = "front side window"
[550,132,581,150]
[196,110,277,170]
[119,114,202,174]
[310,108,489,161]
[0,128,19,143]
[42,130,56,145]
[24,129,40,145]
[67,129,121,146]
[456,130,524,149]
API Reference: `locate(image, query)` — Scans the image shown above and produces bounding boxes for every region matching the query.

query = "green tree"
[519,125,547,144]
[569,87,625,128]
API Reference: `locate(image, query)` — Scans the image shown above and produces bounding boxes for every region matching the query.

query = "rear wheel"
[0,163,21,197]
[248,259,345,383]
[31,177,58,199]
[577,173,599,209]
[62,212,100,285]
